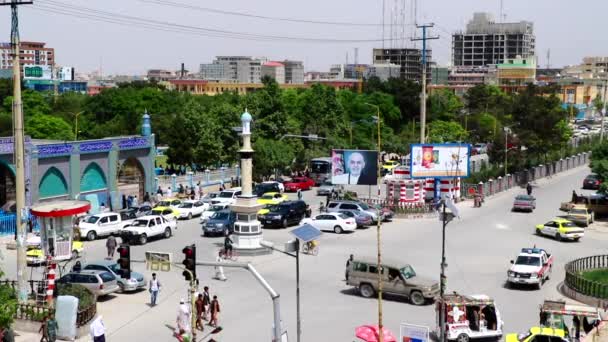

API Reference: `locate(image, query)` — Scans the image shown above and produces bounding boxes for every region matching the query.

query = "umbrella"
[355,325,397,342]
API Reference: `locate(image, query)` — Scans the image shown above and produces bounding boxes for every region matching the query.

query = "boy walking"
[149,273,161,306]
[209,295,220,327]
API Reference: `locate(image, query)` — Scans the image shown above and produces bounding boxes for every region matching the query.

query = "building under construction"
[372,48,432,82]
[452,12,535,67]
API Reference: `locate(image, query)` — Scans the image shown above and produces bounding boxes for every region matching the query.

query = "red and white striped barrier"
[46,257,56,304]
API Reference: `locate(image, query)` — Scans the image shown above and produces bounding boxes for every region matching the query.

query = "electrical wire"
[138,0,414,27]
[33,0,393,43]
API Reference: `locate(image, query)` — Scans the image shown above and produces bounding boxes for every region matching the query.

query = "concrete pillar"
[497,176,503,192]
[205,169,210,186]
[187,171,194,188]
[69,146,81,199]
[171,174,177,192]
[145,134,156,195]
[107,143,120,211]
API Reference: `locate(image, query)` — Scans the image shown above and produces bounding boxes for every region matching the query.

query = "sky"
[0,0,605,75]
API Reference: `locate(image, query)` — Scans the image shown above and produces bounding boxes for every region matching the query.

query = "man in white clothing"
[177,298,192,334]
[167,187,173,198]
[90,315,106,342]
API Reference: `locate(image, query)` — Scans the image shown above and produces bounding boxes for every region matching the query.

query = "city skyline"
[0,0,604,74]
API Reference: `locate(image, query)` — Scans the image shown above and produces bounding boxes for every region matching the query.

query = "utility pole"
[2,0,33,303]
[412,24,439,143]
[601,79,607,143]
[439,201,447,342]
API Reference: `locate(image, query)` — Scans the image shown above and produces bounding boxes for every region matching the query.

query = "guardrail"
[362,198,435,216]
[564,255,608,300]
[155,167,240,191]
[0,213,40,237]
[461,151,591,200]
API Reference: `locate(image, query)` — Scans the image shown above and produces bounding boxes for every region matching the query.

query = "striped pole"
[388,182,394,205]
[46,257,56,304]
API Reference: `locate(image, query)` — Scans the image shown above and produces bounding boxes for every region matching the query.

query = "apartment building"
[0,41,55,75]
[372,48,431,82]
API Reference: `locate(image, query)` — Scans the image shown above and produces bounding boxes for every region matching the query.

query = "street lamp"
[73,111,84,140]
[260,240,302,342]
[503,126,510,177]
[363,102,383,342]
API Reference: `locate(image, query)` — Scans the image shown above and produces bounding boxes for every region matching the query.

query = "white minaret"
[230,110,266,252]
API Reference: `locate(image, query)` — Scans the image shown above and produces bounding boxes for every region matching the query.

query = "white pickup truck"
[507,248,554,289]
[78,212,136,241]
[120,215,176,245]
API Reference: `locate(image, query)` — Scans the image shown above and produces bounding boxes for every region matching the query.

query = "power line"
[34,0,401,43]
[139,0,415,27]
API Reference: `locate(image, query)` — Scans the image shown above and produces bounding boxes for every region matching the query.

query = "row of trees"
[0,77,572,178]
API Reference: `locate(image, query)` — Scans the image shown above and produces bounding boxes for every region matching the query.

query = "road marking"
[495,223,510,230]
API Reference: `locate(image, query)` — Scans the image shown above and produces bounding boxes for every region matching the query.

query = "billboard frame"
[409,143,471,179]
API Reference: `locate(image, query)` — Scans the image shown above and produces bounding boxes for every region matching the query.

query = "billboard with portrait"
[410,144,470,179]
[331,149,378,185]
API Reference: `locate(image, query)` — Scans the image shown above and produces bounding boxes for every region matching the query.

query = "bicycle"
[301,241,319,256]
[219,248,239,261]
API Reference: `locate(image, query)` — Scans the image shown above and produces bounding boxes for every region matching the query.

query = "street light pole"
[73,111,84,140]
[504,128,508,177]
[601,80,607,143]
[439,201,447,342]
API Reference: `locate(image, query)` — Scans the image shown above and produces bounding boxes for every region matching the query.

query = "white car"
[301,212,357,234]
[121,215,176,245]
[78,212,134,241]
[200,203,230,223]
[176,200,208,220]
[211,188,242,205]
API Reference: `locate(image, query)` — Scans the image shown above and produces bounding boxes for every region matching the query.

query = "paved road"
[1,165,604,341]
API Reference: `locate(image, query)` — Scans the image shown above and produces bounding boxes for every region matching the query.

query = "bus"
[309,157,332,185]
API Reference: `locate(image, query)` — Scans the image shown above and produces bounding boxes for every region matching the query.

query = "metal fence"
[0,212,40,237]
[461,152,591,200]
[564,255,608,300]
[155,167,239,191]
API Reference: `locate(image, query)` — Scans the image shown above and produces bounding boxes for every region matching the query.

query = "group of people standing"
[175,287,221,342]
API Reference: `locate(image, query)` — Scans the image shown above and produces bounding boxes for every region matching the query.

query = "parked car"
[338,210,373,228]
[316,180,337,196]
[121,215,176,245]
[381,160,400,172]
[259,200,308,228]
[256,192,288,205]
[211,188,242,205]
[151,206,179,221]
[301,212,356,234]
[82,260,146,292]
[512,195,536,212]
[583,174,601,190]
[255,181,284,196]
[56,270,120,297]
[327,200,381,223]
[346,257,439,305]
[176,200,208,220]
[283,177,315,192]
[156,198,182,208]
[201,192,220,204]
[202,209,236,236]
[200,203,230,223]
[124,204,153,217]
[78,212,135,241]
[566,205,594,227]
[535,218,584,241]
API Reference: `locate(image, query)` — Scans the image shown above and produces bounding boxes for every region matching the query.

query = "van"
[346,257,439,305]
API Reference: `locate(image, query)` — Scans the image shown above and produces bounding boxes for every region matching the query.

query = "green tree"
[253,137,295,179]
[0,268,18,333]
[428,89,463,121]
[26,114,74,140]
[428,120,468,143]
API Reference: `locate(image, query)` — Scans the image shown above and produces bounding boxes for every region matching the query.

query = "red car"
[283,177,315,192]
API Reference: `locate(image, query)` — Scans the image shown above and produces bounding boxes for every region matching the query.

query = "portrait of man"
[332,150,377,185]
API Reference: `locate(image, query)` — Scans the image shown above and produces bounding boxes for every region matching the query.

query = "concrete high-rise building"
[562,57,608,80]
[203,56,266,83]
[283,60,304,84]
[372,48,432,82]
[0,41,55,76]
[261,61,285,84]
[199,62,227,81]
[452,13,535,67]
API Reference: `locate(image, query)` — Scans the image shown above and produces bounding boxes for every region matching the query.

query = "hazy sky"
[0,0,605,74]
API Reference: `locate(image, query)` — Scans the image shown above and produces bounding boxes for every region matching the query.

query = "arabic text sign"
[410,144,470,179]
[400,323,429,342]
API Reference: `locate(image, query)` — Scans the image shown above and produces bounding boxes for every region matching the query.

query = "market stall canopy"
[31,200,91,217]
[355,325,397,342]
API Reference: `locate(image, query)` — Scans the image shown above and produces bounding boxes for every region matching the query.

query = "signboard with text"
[410,144,470,179]
[23,65,52,80]
[400,323,429,342]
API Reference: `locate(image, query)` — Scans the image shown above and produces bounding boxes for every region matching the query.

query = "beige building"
[261,61,285,84]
